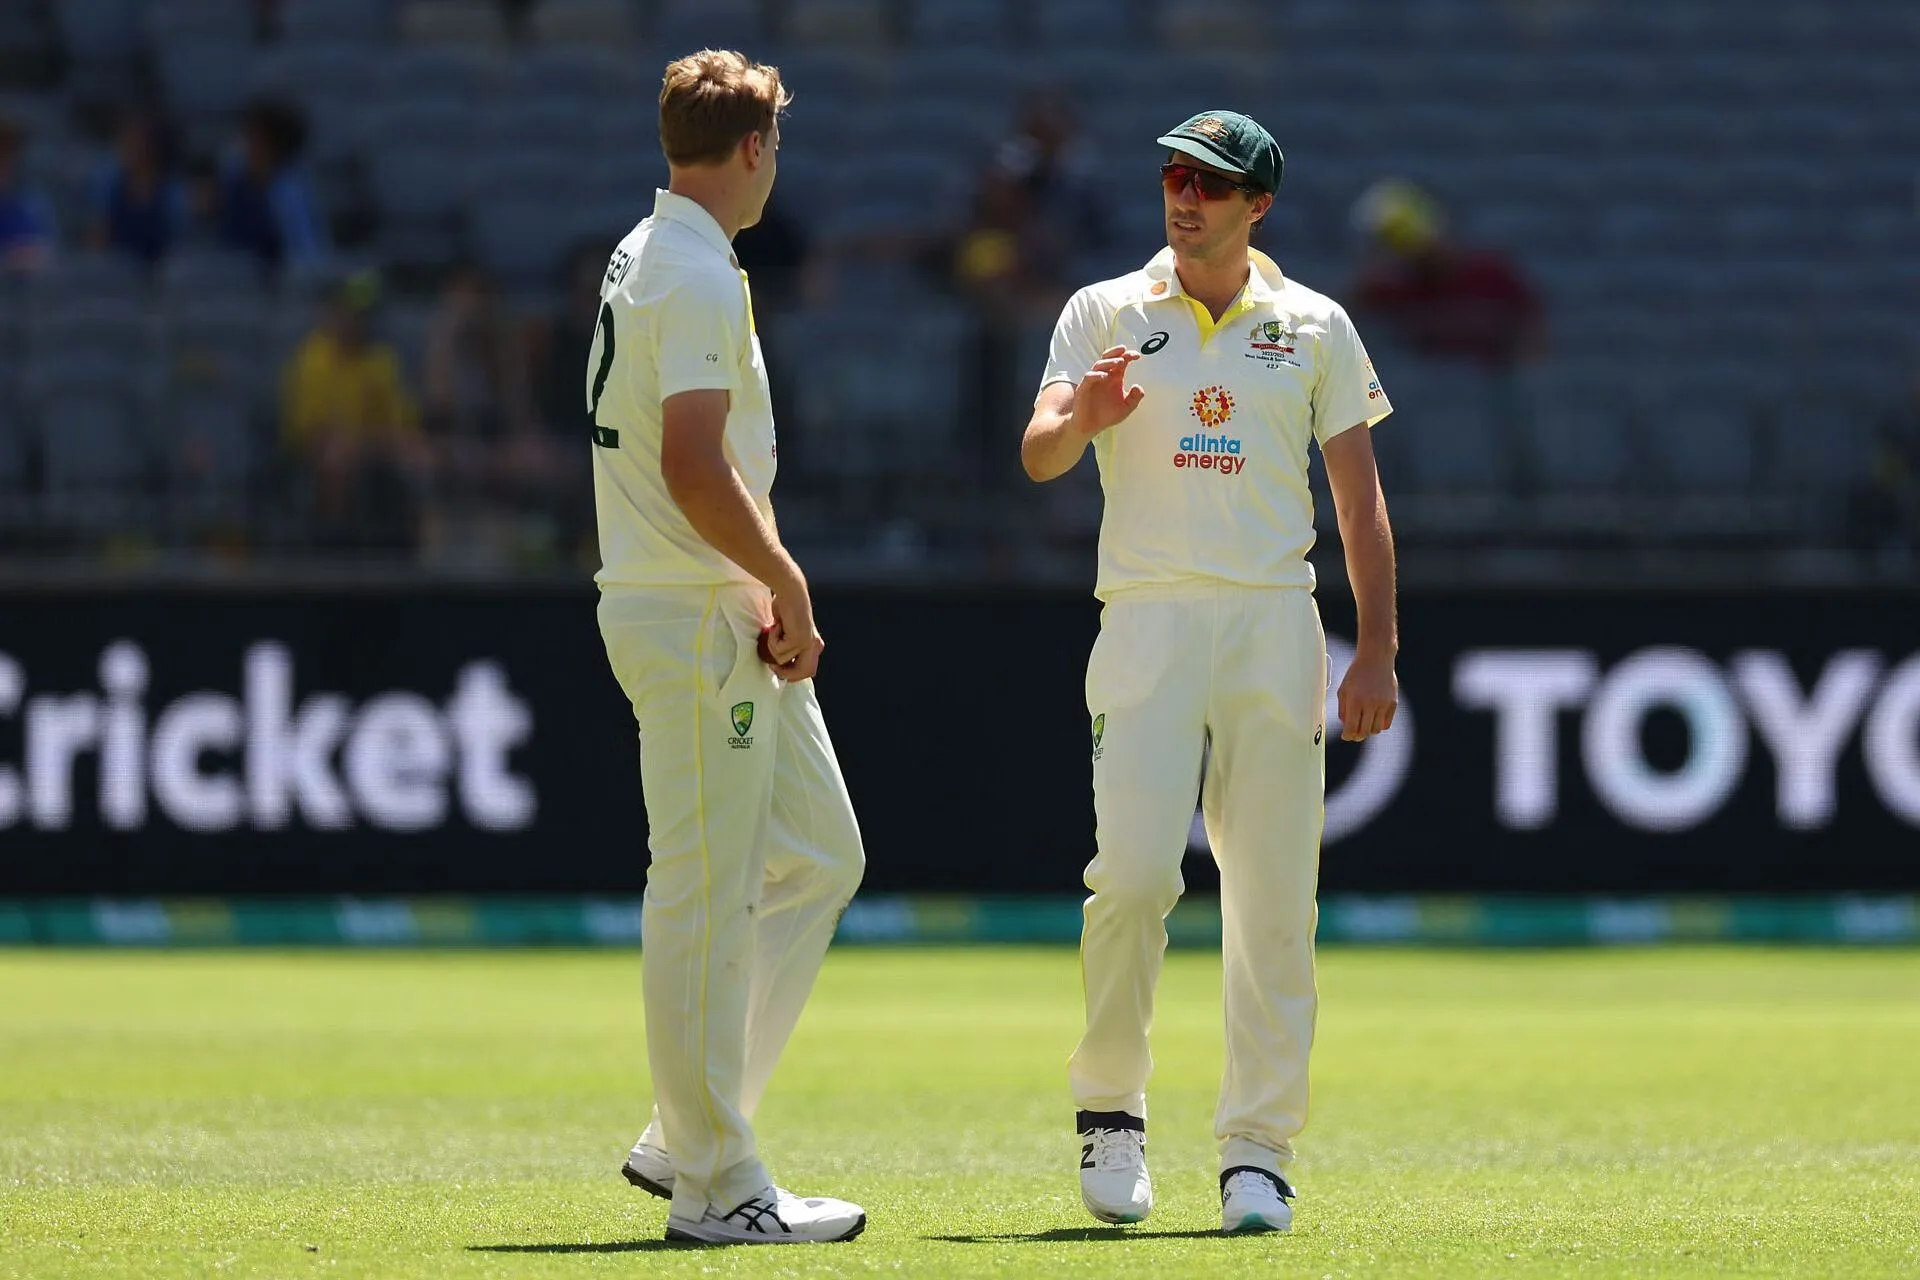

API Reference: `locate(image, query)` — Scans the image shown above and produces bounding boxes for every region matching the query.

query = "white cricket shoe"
[665,1187,866,1245]
[1077,1111,1152,1224]
[620,1140,673,1199]
[1220,1166,1294,1234]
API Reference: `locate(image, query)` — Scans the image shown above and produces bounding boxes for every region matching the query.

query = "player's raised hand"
[1336,650,1398,742]
[1071,346,1147,437]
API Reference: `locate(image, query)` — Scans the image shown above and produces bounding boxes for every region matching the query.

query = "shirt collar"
[1138,246,1286,304]
[652,189,736,263]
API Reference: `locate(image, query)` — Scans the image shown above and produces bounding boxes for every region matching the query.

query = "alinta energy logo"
[1177,385,1245,474]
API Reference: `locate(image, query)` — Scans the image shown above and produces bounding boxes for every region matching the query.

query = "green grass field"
[2,946,1917,1279]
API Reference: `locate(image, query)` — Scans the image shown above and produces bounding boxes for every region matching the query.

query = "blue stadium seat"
[1525,371,1634,492]
[1392,366,1510,494]
[764,47,890,104]
[253,42,378,105]
[1764,395,1877,492]
[157,249,267,304]
[529,0,638,49]
[279,0,394,45]
[379,46,505,100]
[1032,0,1124,46]
[650,0,765,53]
[784,0,892,47]
[27,253,147,313]
[29,385,148,496]
[468,146,591,204]
[156,39,261,119]
[1646,396,1757,492]
[158,297,273,402]
[473,99,595,158]
[0,406,26,493]
[369,145,472,246]
[25,303,152,381]
[470,199,573,287]
[396,0,509,49]
[145,0,254,45]
[903,0,1008,47]
[507,47,647,105]
[165,391,261,496]
[51,0,143,70]
[775,301,969,478]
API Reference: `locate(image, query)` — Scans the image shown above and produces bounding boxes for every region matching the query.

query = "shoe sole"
[1224,1215,1290,1234]
[664,1213,867,1245]
[620,1163,672,1200]
[1083,1197,1148,1226]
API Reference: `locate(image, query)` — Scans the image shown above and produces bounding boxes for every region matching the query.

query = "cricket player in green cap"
[1022,109,1403,1234]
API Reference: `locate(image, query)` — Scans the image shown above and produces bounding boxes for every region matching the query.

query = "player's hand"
[1071,346,1146,437]
[775,636,824,683]
[768,588,821,670]
[1336,650,1398,741]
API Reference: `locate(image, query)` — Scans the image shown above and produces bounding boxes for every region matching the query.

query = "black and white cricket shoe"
[665,1186,866,1245]
[1077,1110,1152,1225]
[619,1140,673,1199]
[1220,1165,1294,1234]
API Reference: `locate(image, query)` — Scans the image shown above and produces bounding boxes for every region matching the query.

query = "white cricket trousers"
[599,584,865,1221]
[1071,583,1327,1179]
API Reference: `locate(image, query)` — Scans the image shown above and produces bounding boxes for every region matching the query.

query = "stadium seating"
[0,0,1911,558]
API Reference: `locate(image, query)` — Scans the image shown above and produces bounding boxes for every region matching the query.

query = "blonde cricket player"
[1022,110,1400,1235]
[590,51,866,1245]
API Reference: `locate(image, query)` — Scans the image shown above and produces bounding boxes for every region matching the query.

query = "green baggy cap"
[1156,109,1283,193]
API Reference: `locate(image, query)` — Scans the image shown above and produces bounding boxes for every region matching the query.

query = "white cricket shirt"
[1040,247,1391,600]
[591,189,776,590]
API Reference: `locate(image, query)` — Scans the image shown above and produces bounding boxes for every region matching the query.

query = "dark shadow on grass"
[468,1241,691,1254]
[929,1228,1238,1243]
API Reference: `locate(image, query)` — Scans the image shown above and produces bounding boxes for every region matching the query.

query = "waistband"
[597,581,769,624]
[1100,581,1312,606]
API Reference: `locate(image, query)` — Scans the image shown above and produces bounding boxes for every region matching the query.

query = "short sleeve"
[1037,286,1111,398]
[1312,304,1392,446]
[653,278,741,400]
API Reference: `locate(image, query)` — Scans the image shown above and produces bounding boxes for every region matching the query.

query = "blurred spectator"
[525,243,602,444]
[517,242,604,557]
[1849,371,1920,555]
[1350,178,1545,496]
[423,261,523,448]
[1349,178,1544,369]
[946,164,1070,487]
[420,261,533,553]
[992,92,1109,257]
[85,110,189,267]
[217,96,329,271]
[0,115,56,273]
[281,271,430,550]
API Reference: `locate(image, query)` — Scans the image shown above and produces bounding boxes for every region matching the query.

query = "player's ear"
[1250,192,1274,224]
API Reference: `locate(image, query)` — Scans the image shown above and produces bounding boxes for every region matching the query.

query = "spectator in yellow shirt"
[281,271,434,549]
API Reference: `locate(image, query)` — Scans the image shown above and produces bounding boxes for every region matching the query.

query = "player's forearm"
[666,463,804,597]
[1338,496,1399,660]
[1021,411,1087,483]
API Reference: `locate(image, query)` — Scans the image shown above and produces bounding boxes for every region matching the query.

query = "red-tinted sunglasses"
[1160,162,1260,201]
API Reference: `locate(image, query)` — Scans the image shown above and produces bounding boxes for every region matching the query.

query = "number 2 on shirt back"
[588,301,619,448]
